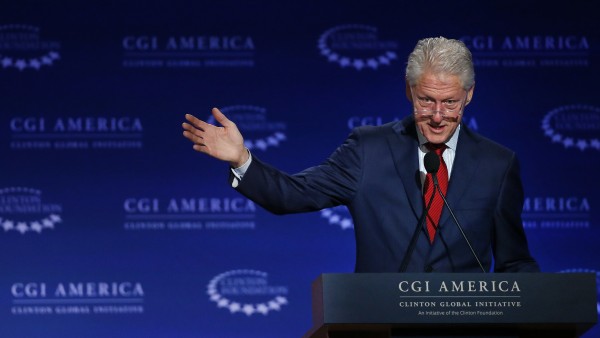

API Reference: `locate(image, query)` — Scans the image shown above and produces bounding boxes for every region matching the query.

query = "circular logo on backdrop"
[0,24,61,71]
[559,268,600,314]
[318,24,398,70]
[208,105,287,152]
[320,206,353,230]
[0,187,62,234]
[541,104,600,151]
[206,269,288,316]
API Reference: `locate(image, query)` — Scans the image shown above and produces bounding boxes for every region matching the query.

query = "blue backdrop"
[1,1,598,337]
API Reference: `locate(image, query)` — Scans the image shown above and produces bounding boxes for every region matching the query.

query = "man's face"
[407,71,474,144]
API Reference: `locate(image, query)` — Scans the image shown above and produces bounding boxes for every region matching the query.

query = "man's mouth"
[428,124,445,132]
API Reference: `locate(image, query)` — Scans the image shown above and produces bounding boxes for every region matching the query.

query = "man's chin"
[423,130,447,143]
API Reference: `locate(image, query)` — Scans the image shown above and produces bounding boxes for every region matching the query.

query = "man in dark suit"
[182,37,539,273]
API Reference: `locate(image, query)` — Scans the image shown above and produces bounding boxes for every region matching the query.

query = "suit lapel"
[387,118,422,220]
[438,125,482,233]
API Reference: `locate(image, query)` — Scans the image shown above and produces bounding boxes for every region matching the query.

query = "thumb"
[212,107,233,128]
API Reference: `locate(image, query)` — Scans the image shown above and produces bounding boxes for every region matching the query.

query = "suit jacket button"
[424,265,433,272]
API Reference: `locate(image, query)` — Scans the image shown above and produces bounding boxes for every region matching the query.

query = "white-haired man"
[182,37,540,273]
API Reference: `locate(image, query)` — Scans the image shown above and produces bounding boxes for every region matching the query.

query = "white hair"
[406,37,475,90]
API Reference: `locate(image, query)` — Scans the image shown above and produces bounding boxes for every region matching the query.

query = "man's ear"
[466,83,475,105]
[405,79,413,102]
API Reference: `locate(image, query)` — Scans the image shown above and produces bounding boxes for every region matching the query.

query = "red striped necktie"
[423,143,448,243]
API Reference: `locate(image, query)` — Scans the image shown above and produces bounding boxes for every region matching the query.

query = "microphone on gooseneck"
[399,151,440,272]
[428,152,486,273]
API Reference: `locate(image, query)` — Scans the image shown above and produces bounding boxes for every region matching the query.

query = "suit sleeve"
[232,129,363,214]
[492,153,540,272]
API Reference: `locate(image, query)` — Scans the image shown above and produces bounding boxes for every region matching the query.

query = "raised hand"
[182,108,249,167]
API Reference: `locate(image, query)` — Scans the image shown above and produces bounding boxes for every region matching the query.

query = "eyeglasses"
[411,91,467,122]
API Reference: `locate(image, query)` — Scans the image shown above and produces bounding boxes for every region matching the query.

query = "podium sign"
[304,273,597,338]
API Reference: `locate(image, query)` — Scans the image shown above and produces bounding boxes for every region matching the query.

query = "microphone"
[399,151,440,272]
[428,153,486,273]
[424,150,440,176]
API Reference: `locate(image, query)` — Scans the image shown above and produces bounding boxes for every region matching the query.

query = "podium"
[303,273,597,338]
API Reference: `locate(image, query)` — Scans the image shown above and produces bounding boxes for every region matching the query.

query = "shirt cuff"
[230,149,252,188]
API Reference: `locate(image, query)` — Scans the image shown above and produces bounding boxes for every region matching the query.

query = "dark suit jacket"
[234,115,540,273]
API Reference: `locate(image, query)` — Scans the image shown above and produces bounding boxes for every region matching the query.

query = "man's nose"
[430,110,444,122]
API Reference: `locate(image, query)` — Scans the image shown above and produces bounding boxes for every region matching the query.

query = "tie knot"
[426,143,447,156]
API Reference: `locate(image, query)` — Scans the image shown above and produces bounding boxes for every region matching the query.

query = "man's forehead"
[417,71,462,86]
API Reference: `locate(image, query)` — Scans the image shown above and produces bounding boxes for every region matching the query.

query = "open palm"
[182,108,248,167]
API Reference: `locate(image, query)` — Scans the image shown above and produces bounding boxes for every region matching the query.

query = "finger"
[185,113,211,130]
[193,144,209,153]
[182,130,204,144]
[182,122,203,134]
[182,122,204,138]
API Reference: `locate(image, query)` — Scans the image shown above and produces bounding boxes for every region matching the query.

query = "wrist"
[230,148,249,168]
